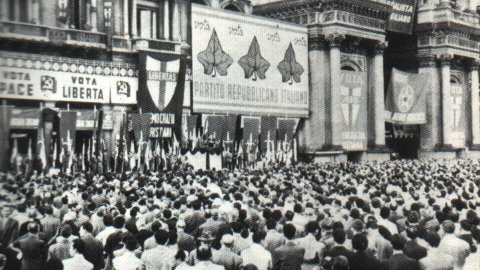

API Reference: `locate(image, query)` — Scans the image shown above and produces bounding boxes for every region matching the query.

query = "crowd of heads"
[0,158,479,270]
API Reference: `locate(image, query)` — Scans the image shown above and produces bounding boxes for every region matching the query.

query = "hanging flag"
[131,113,151,145]
[222,115,237,148]
[261,116,277,153]
[278,118,297,143]
[65,130,73,174]
[385,68,429,125]
[10,138,18,165]
[137,52,186,144]
[129,141,136,171]
[137,130,144,169]
[38,127,48,171]
[242,117,260,149]
[60,111,77,155]
[81,140,86,171]
[0,105,12,171]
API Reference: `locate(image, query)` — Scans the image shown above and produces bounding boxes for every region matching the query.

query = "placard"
[192,5,309,117]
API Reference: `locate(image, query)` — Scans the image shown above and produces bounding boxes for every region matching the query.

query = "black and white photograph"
[0,0,480,269]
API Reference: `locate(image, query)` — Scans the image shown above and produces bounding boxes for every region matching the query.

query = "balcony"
[133,37,181,53]
[417,5,480,30]
[0,20,107,49]
[0,20,181,53]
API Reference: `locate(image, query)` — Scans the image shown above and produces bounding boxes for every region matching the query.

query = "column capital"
[437,53,453,67]
[468,59,480,71]
[418,55,436,68]
[308,34,326,51]
[325,33,345,48]
[374,41,388,55]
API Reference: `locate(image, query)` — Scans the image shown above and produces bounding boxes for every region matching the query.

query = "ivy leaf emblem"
[277,43,304,84]
[238,36,270,81]
[197,29,233,77]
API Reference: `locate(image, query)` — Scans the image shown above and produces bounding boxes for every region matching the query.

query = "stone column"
[373,41,388,147]
[419,55,441,150]
[123,0,129,35]
[164,0,170,40]
[326,33,345,149]
[470,60,480,146]
[304,34,327,152]
[172,0,181,41]
[31,0,40,24]
[91,0,97,32]
[131,0,138,37]
[180,0,188,42]
[439,54,453,147]
[0,0,9,20]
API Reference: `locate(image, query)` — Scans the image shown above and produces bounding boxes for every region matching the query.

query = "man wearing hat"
[212,234,243,270]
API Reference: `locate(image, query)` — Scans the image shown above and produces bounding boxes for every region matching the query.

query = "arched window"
[223,3,242,12]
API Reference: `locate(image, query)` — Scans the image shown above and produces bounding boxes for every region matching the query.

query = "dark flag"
[260,116,277,152]
[130,113,151,145]
[137,52,186,144]
[243,117,260,150]
[278,118,297,143]
[222,115,237,148]
[0,105,12,171]
[385,68,429,125]
[59,111,77,173]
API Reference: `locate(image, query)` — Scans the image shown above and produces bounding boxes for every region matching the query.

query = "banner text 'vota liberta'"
[0,51,137,104]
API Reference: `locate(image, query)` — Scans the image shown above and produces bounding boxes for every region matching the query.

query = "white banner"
[0,52,137,104]
[192,5,309,117]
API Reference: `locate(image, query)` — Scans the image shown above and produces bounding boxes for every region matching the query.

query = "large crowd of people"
[0,158,479,270]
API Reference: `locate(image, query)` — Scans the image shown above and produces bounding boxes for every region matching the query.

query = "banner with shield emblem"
[385,68,430,125]
[340,70,368,151]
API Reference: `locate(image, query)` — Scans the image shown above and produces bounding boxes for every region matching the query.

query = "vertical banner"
[222,115,237,148]
[57,0,69,24]
[0,106,12,171]
[278,118,297,143]
[103,0,113,47]
[204,115,225,140]
[340,71,368,151]
[242,117,260,149]
[450,83,467,148]
[186,115,198,140]
[59,111,77,152]
[137,52,186,143]
[385,68,429,125]
[130,113,151,144]
[261,116,277,152]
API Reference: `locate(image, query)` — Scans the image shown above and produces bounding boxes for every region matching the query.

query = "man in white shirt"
[294,221,325,265]
[112,238,145,270]
[241,231,272,270]
[62,239,94,270]
[438,220,470,270]
[96,215,116,246]
[141,230,176,270]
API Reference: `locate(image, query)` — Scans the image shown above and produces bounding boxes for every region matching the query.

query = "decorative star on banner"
[277,43,304,84]
[238,36,270,81]
[197,29,234,77]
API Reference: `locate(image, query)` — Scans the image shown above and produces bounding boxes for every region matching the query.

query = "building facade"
[0,0,190,170]
[254,0,480,161]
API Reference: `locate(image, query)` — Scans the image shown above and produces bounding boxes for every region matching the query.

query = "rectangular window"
[138,8,158,39]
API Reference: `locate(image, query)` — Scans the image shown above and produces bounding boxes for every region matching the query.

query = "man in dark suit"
[323,229,355,269]
[383,234,422,270]
[0,205,19,248]
[13,223,47,270]
[124,208,139,235]
[348,233,382,270]
[402,226,427,260]
[272,223,304,270]
[80,222,104,270]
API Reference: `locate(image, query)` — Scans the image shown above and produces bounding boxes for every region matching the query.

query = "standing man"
[272,223,304,270]
[0,205,19,248]
[13,223,47,270]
